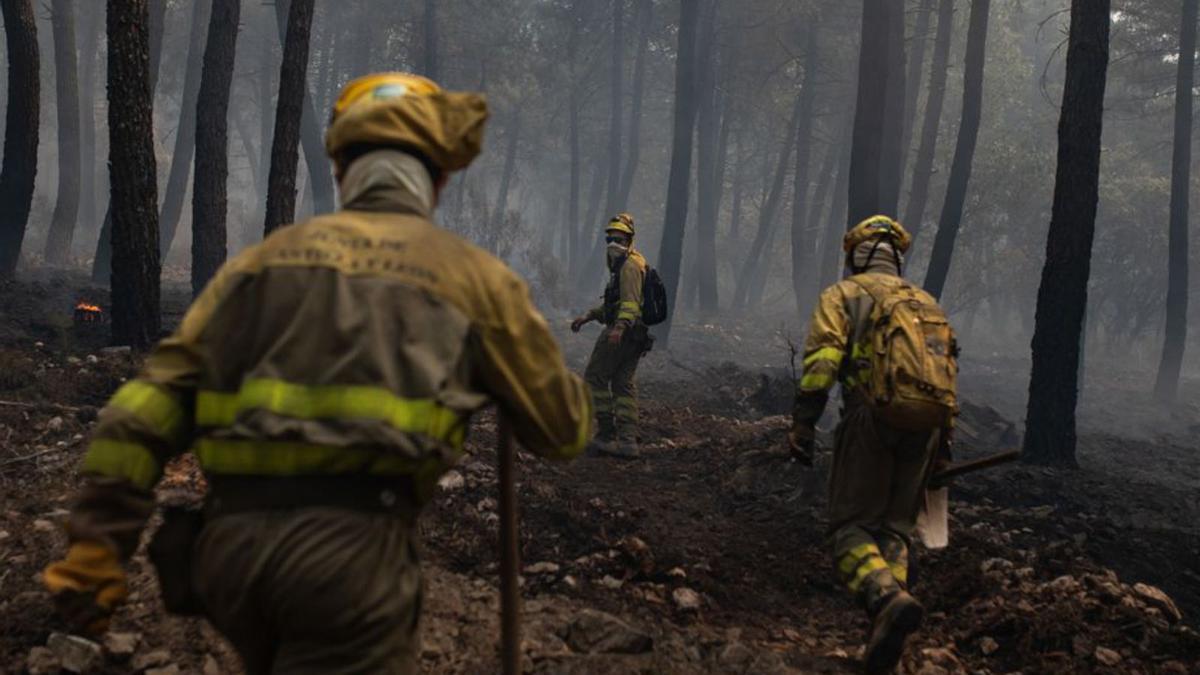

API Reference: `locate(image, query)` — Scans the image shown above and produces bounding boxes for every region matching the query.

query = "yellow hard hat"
[325,72,489,173]
[843,215,912,253]
[606,212,635,237]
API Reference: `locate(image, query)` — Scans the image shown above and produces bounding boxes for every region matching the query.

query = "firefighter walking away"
[789,215,959,673]
[42,72,591,675]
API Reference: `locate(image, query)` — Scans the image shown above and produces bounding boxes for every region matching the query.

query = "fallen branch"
[667,358,708,379]
[0,446,68,470]
[0,400,85,413]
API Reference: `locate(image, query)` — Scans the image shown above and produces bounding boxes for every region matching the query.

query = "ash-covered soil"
[1,276,1199,674]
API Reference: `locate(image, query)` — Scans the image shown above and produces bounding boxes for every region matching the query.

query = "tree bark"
[655,0,701,343]
[694,0,720,313]
[273,0,333,217]
[157,0,209,258]
[0,0,39,279]
[848,0,904,227]
[789,25,820,315]
[422,0,438,81]
[899,0,934,187]
[923,0,990,299]
[819,121,854,292]
[1022,0,1110,467]
[77,0,103,234]
[879,0,907,214]
[107,0,160,349]
[45,0,82,263]
[263,0,315,235]
[1153,0,1197,403]
[191,0,241,297]
[798,134,839,311]
[902,0,953,239]
[617,0,652,213]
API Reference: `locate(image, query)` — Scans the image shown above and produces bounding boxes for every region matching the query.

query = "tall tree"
[899,0,934,184]
[191,0,241,296]
[273,0,334,216]
[902,0,953,239]
[44,0,81,263]
[157,0,209,257]
[1023,0,1110,467]
[847,0,905,226]
[923,0,990,299]
[77,0,103,232]
[263,0,316,235]
[1153,0,1198,403]
[0,0,40,279]
[655,0,701,343]
[107,0,160,348]
[616,0,652,213]
[422,0,438,81]
[694,0,720,313]
[565,0,582,270]
[488,110,522,253]
[878,0,907,213]
[789,24,820,314]
[819,120,854,291]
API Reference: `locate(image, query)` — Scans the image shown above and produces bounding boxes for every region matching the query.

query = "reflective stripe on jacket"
[587,249,647,326]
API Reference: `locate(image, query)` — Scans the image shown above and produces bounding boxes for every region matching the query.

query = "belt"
[204,475,420,519]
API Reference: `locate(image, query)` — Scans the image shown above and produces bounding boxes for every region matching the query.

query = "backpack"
[851,277,958,431]
[640,266,669,326]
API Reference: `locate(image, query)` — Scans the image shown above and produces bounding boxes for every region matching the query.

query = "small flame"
[75,302,103,313]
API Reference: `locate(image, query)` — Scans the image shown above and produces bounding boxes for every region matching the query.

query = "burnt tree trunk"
[789,25,819,314]
[924,0,990,299]
[191,0,241,296]
[899,0,934,186]
[903,0,953,239]
[879,0,907,214]
[1153,0,1197,403]
[617,0,652,212]
[819,121,854,291]
[489,111,522,253]
[45,0,81,263]
[0,0,39,279]
[107,0,160,349]
[694,0,720,313]
[273,0,333,216]
[157,0,209,257]
[655,0,701,344]
[848,0,905,227]
[263,0,315,235]
[77,0,102,232]
[1023,0,1110,467]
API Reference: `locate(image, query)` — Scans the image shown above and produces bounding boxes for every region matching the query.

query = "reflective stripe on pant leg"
[878,532,910,588]
[591,388,614,415]
[613,396,637,425]
[837,542,891,594]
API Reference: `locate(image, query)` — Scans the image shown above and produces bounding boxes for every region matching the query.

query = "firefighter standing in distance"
[42,73,591,674]
[571,213,651,459]
[790,215,958,674]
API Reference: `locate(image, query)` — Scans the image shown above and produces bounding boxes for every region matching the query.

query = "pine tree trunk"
[924,0,990,299]
[45,0,81,263]
[899,0,934,189]
[879,0,907,215]
[0,0,39,279]
[1022,0,1110,467]
[1153,0,1197,403]
[566,1,581,271]
[157,0,209,258]
[273,0,333,216]
[107,0,160,349]
[798,135,839,312]
[263,0,315,235]
[848,0,903,227]
[77,0,102,233]
[655,0,701,344]
[191,0,241,297]
[422,0,438,80]
[789,25,819,315]
[819,121,854,291]
[694,0,720,314]
[903,0,953,239]
[616,0,652,212]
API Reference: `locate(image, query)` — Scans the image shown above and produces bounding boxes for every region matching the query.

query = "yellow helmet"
[325,72,489,174]
[843,215,912,253]
[606,212,635,237]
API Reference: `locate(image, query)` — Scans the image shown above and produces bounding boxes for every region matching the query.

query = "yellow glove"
[43,541,128,635]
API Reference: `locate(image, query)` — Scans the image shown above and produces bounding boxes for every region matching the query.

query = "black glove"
[787,422,815,466]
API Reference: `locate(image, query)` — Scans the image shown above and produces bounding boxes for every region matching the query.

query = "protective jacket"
[586,249,647,327]
[67,186,591,560]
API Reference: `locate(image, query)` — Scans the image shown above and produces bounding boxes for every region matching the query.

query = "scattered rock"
[33,519,57,533]
[103,632,140,660]
[475,497,497,512]
[85,354,99,364]
[599,575,624,590]
[560,609,653,655]
[619,536,654,575]
[24,646,59,675]
[66,356,82,366]
[131,649,172,671]
[47,416,65,431]
[979,636,999,655]
[523,561,561,575]
[437,470,465,491]
[672,587,703,611]
[1132,582,1182,623]
[667,566,687,579]
[1094,646,1121,666]
[46,633,103,673]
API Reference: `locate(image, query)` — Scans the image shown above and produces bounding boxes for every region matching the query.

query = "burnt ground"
[1,274,1199,674]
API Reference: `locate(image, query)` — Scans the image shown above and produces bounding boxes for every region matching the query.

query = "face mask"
[606,241,629,269]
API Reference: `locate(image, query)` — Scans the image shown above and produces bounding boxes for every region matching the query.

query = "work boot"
[864,590,924,674]
[585,438,613,457]
[601,432,639,459]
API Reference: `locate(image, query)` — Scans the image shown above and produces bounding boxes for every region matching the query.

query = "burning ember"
[74,301,105,324]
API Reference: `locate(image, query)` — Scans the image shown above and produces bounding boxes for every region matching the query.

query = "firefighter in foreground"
[571,214,651,458]
[790,215,958,673]
[42,73,591,674]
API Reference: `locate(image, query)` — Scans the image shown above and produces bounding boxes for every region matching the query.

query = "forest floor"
[1,272,1199,674]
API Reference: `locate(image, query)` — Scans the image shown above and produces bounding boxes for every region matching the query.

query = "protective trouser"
[828,401,939,612]
[192,507,421,675]
[583,328,646,443]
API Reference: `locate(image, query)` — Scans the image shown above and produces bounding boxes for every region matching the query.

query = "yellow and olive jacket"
[69,207,592,559]
[586,249,647,327]
[794,272,908,426]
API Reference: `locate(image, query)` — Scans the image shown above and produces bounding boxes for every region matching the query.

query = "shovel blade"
[916,487,949,549]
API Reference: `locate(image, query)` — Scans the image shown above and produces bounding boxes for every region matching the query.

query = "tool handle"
[497,415,521,675]
[930,449,1021,487]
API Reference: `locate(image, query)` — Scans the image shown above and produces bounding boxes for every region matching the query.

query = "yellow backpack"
[851,277,959,431]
